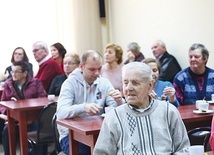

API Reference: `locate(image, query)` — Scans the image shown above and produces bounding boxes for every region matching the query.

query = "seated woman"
[0,61,46,155]
[49,53,80,96]
[143,58,179,107]
[50,42,67,73]
[4,47,33,80]
[101,43,123,92]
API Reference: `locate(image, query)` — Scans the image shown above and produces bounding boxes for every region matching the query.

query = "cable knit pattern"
[94,100,190,155]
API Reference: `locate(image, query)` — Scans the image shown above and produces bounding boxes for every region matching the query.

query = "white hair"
[122,62,152,82]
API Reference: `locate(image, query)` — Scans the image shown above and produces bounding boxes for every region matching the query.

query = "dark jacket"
[0,76,46,114]
[48,74,67,96]
[158,52,181,83]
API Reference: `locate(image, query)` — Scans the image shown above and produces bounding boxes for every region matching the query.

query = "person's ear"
[23,71,28,77]
[204,57,208,64]
[148,81,153,92]
[79,63,84,70]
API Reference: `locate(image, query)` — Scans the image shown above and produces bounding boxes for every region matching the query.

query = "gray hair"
[122,62,152,83]
[33,41,49,53]
[155,40,166,50]
[189,43,209,60]
[127,42,141,53]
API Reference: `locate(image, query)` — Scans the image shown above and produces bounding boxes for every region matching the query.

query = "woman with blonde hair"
[101,43,123,93]
[49,53,80,96]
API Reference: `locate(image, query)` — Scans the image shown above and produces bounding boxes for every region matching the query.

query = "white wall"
[108,0,214,69]
[0,1,57,77]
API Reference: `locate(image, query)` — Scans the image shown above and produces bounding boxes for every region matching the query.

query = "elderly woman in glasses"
[49,53,80,96]
[143,58,179,107]
[0,61,46,155]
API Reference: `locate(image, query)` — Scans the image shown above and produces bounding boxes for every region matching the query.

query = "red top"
[35,58,63,93]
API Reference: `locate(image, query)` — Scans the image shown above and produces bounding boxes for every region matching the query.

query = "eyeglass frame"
[32,48,44,53]
[10,70,24,75]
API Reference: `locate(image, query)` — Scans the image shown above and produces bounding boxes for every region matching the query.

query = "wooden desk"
[178,104,214,130]
[0,97,55,155]
[57,115,103,155]
[57,104,214,155]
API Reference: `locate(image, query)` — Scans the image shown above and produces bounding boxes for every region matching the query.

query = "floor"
[0,144,5,155]
[0,142,55,155]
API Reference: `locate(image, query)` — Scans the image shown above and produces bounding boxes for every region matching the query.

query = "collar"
[38,56,50,66]
[128,97,154,113]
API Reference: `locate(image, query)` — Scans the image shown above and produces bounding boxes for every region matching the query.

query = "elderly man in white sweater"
[94,62,190,155]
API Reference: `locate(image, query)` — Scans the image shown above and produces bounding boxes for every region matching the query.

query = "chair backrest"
[52,113,62,154]
[188,126,211,152]
[37,101,57,143]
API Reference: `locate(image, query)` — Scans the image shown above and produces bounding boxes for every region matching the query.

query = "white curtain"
[55,0,103,55]
[0,0,105,79]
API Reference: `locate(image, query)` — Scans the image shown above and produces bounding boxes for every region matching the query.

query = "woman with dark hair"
[50,42,67,73]
[4,47,33,79]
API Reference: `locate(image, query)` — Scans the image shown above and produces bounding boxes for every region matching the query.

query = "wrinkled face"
[123,69,152,107]
[189,49,207,73]
[32,44,47,62]
[80,56,102,85]
[147,62,159,83]
[50,46,60,60]
[104,47,118,64]
[63,57,79,75]
[13,49,24,62]
[11,65,27,82]
[151,42,165,58]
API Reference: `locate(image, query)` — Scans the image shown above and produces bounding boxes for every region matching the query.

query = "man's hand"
[107,90,122,102]
[84,103,103,115]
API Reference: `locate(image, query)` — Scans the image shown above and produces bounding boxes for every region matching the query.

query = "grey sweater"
[56,68,119,141]
[94,100,190,155]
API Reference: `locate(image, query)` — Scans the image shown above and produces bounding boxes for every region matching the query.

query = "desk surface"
[57,115,103,135]
[178,104,214,123]
[57,104,214,131]
[0,97,57,110]
[57,104,214,130]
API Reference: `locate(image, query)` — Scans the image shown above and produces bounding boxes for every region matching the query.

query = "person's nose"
[126,82,134,90]
[94,70,100,76]
[190,56,195,61]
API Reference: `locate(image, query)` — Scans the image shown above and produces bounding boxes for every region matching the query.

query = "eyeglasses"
[10,71,23,75]
[33,48,43,53]
[14,52,23,56]
[63,62,77,65]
